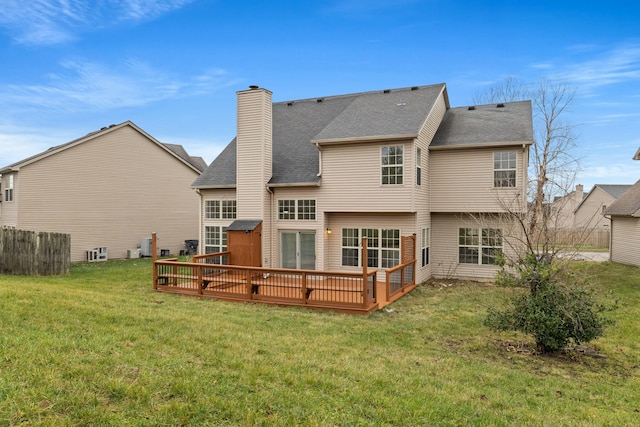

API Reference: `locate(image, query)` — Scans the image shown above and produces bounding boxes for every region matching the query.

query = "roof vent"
[383,89,390,94]
[317,98,324,103]
[411,86,419,91]
[287,102,294,106]
[497,103,505,108]
[249,85,259,90]
[468,106,476,111]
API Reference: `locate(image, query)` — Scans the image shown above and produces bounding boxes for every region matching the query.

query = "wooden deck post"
[362,237,368,308]
[152,232,158,290]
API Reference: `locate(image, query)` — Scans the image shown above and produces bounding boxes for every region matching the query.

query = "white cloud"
[553,44,640,90]
[0,59,238,112]
[0,0,195,45]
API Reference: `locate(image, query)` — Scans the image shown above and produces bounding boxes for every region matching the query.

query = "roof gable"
[0,121,203,174]
[606,180,640,217]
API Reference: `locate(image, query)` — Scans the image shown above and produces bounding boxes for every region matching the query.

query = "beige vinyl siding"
[236,88,273,265]
[320,140,414,212]
[412,89,446,283]
[430,147,527,213]
[236,88,272,220]
[431,213,521,280]
[574,187,613,229]
[14,125,200,261]
[610,217,640,267]
[325,213,415,282]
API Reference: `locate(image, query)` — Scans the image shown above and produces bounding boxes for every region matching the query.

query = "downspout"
[315,143,322,177]
[195,188,202,255]
[266,185,274,268]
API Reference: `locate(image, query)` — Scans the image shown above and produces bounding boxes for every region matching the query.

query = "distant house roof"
[163,143,207,172]
[430,101,533,149]
[606,180,640,217]
[574,184,634,213]
[634,146,640,160]
[193,84,534,189]
[0,121,205,174]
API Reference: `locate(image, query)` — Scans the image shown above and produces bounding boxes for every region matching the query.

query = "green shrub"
[486,254,613,353]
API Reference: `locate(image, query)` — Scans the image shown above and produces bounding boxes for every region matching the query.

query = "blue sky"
[1,0,639,193]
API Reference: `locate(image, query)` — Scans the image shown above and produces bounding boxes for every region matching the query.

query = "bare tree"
[473,77,579,255]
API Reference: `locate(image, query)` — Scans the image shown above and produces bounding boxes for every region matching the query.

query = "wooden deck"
[151,234,417,314]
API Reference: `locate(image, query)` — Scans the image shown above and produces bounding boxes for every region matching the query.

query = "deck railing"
[385,259,416,301]
[154,252,379,313]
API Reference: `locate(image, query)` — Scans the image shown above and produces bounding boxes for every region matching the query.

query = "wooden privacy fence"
[548,228,610,248]
[0,228,71,275]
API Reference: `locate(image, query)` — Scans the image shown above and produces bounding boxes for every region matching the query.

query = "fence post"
[152,233,158,289]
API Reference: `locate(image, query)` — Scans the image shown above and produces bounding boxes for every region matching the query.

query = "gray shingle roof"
[430,101,533,148]
[193,84,448,188]
[227,219,262,231]
[606,180,640,216]
[193,84,534,188]
[596,184,633,199]
[163,143,207,172]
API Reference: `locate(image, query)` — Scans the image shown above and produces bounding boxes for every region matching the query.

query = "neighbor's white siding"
[574,187,613,229]
[0,173,18,227]
[610,216,640,267]
[13,125,201,261]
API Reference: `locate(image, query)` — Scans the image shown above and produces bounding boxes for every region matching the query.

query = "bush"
[486,254,613,354]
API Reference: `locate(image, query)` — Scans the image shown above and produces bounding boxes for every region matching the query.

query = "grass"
[0,259,639,426]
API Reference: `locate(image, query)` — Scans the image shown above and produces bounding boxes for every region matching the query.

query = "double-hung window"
[416,147,422,186]
[4,174,14,202]
[278,200,316,220]
[204,226,228,254]
[381,145,403,185]
[341,227,401,268]
[458,228,503,265]
[421,228,430,267]
[205,200,236,220]
[493,151,516,187]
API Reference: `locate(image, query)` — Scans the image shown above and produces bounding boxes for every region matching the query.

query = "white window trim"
[277,199,317,221]
[341,227,401,269]
[381,145,404,186]
[458,227,503,265]
[493,151,517,188]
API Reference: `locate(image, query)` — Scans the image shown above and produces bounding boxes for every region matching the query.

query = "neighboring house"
[606,179,640,267]
[607,147,640,267]
[0,121,205,262]
[192,84,534,283]
[549,184,585,229]
[574,184,633,229]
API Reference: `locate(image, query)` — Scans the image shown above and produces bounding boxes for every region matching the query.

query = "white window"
[4,174,14,202]
[494,151,516,187]
[341,227,400,268]
[421,228,429,267]
[204,226,228,254]
[278,200,316,220]
[205,200,236,220]
[459,228,503,265]
[221,200,236,219]
[381,146,403,185]
[416,147,422,186]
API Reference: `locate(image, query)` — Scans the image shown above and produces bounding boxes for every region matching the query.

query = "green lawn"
[1,259,638,426]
